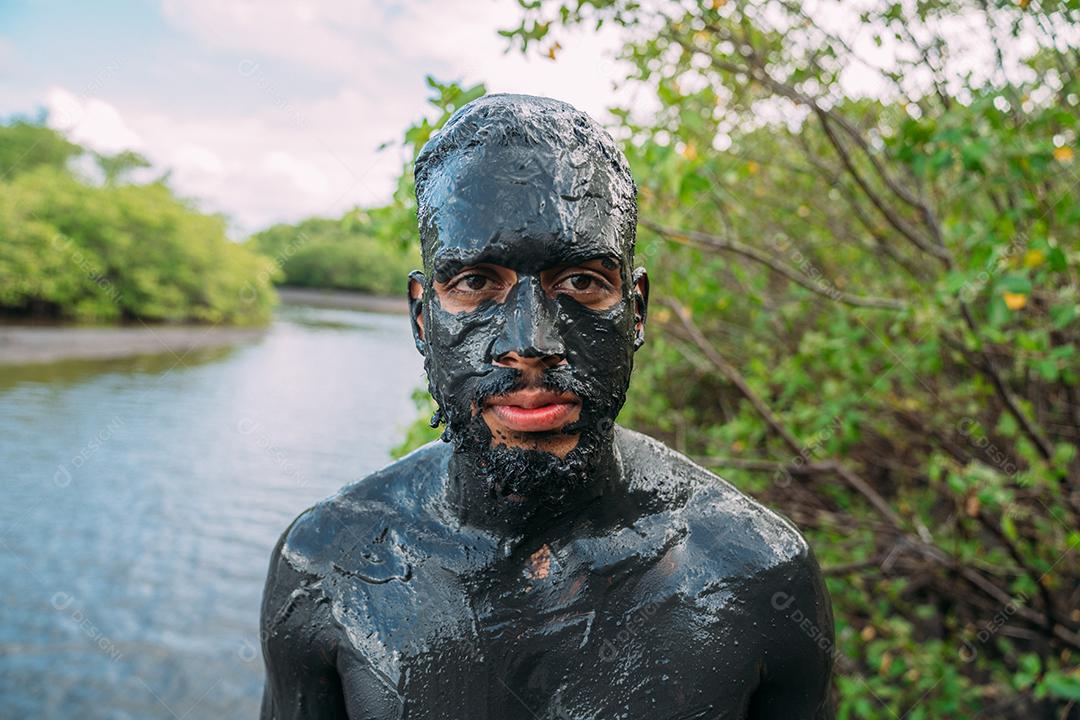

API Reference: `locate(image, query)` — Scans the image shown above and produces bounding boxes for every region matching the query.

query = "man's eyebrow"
[555,252,623,270]
[431,249,500,281]
[431,248,624,280]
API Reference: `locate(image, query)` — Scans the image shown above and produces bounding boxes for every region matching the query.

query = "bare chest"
[328,540,763,720]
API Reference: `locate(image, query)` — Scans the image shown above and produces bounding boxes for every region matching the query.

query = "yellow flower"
[1023,249,1045,268]
[1002,292,1027,310]
[1054,146,1074,164]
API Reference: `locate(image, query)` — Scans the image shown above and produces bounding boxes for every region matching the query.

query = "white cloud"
[262,150,333,197]
[35,85,411,235]
[170,143,225,179]
[160,0,377,73]
[124,106,392,234]
[44,87,145,154]
[159,0,632,121]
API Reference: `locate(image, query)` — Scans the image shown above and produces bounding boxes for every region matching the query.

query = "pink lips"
[484,389,581,433]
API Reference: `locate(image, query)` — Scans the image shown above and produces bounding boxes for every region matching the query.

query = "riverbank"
[0,325,268,366]
[0,288,406,366]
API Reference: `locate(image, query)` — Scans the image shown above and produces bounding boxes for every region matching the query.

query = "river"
[0,305,426,718]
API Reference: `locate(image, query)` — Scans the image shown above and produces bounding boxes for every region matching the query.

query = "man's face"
[409,142,647,491]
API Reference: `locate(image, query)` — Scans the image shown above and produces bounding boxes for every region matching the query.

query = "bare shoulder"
[272,440,452,582]
[260,441,453,665]
[615,426,814,581]
[259,444,453,718]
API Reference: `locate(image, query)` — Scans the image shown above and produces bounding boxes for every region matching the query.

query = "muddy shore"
[0,288,405,366]
[0,325,268,366]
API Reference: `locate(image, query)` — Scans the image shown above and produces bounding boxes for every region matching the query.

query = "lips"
[483,388,581,433]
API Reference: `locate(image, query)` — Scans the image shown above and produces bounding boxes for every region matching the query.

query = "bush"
[247,206,419,297]
[0,121,277,324]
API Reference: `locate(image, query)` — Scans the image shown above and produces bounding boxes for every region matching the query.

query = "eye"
[460,274,490,291]
[446,269,504,296]
[568,274,594,291]
[555,272,611,295]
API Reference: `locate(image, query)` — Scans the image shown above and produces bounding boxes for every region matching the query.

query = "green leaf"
[1039,671,1080,701]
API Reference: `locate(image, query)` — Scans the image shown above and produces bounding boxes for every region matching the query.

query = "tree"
[95,149,152,185]
[0,117,81,178]
[0,121,277,323]
[498,2,1079,717]
[248,209,419,296]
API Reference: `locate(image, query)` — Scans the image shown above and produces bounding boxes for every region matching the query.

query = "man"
[260,94,834,719]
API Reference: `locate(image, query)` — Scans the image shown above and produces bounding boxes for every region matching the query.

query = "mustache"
[469,366,589,409]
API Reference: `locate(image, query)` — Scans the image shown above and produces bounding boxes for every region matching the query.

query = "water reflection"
[0,306,425,719]
[0,346,238,392]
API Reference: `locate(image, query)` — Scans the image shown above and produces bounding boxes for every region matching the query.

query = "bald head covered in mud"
[260,94,835,719]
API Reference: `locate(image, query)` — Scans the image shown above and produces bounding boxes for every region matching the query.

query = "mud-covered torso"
[275,430,813,720]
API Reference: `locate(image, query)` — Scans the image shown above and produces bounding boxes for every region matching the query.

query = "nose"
[490,276,566,369]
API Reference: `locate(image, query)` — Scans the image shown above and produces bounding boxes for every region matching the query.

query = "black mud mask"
[409,143,647,506]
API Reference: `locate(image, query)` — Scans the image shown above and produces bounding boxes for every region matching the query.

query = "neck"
[444,431,624,538]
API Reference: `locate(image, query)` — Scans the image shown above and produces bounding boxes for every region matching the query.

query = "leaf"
[1047,247,1067,272]
[995,274,1032,294]
[987,295,1009,326]
[1051,302,1078,330]
[1039,670,1080,701]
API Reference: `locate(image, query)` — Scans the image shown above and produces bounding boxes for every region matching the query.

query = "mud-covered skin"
[260,94,833,718]
[260,428,833,719]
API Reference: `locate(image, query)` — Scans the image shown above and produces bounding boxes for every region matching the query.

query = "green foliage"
[0,121,276,323]
[0,117,81,177]
[392,387,441,459]
[95,149,152,186]
[499,1,1080,717]
[247,207,419,296]
[401,75,487,161]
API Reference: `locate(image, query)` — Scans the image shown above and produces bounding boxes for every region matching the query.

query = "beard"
[429,363,621,511]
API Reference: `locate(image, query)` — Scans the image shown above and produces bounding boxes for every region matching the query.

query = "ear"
[631,266,649,351]
[408,270,426,355]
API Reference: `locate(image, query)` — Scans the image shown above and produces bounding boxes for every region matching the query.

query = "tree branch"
[687,25,951,259]
[815,111,951,264]
[644,220,908,310]
[957,303,1055,460]
[667,300,916,537]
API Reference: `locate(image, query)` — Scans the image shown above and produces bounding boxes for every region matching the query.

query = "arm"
[260,530,349,720]
[747,546,835,720]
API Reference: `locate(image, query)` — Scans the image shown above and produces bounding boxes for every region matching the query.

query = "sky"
[0,0,633,235]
